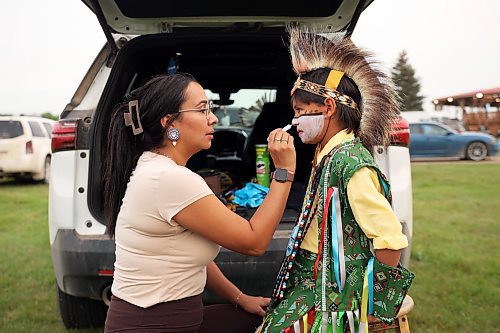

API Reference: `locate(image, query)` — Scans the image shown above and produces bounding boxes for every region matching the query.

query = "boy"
[258,27,414,333]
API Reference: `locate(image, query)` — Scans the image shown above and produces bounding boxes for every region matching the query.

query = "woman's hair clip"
[123,100,144,135]
[124,92,133,101]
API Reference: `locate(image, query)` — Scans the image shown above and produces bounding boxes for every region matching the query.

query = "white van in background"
[0,115,54,183]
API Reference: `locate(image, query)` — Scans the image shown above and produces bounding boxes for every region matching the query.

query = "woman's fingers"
[256,306,266,316]
[240,295,271,317]
[267,129,280,143]
[268,129,295,171]
[256,297,270,316]
[267,129,291,144]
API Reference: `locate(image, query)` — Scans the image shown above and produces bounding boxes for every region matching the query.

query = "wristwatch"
[271,169,294,183]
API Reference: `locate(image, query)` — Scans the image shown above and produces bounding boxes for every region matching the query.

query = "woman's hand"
[236,294,270,317]
[268,128,296,172]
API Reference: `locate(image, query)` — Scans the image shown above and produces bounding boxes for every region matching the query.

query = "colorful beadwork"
[292,78,360,112]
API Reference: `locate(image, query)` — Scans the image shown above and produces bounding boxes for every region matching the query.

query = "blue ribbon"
[330,190,342,292]
[379,175,390,199]
[286,224,299,256]
[367,257,374,315]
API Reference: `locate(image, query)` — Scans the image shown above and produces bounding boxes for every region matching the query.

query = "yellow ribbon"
[325,69,345,90]
[359,266,369,333]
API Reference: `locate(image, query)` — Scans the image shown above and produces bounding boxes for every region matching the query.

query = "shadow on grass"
[0,177,45,186]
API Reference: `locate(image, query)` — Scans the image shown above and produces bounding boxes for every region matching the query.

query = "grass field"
[0,182,100,333]
[409,163,499,332]
[0,162,499,332]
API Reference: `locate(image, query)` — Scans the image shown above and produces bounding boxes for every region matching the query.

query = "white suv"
[49,0,412,328]
[0,115,54,183]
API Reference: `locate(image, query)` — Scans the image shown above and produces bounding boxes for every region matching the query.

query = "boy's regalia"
[257,27,414,333]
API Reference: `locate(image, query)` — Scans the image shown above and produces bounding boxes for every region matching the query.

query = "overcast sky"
[1,0,498,116]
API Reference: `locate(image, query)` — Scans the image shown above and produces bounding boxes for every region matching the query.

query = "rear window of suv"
[0,120,24,139]
[207,89,277,128]
[28,121,46,137]
[42,123,53,138]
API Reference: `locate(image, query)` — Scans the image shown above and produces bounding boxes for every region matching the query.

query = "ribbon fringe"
[359,258,374,333]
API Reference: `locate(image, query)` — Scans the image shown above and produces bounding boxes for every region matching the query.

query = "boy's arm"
[347,167,408,267]
[348,167,415,323]
[374,249,401,267]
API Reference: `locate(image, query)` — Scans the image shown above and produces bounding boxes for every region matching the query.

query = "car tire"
[465,141,488,161]
[13,175,31,183]
[56,284,108,329]
[31,155,51,183]
[42,156,51,184]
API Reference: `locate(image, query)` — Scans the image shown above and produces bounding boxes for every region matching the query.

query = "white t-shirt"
[111,151,220,308]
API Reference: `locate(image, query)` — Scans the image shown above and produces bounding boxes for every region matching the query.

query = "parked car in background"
[0,115,54,182]
[409,121,497,161]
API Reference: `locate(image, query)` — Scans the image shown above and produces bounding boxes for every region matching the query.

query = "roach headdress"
[288,26,401,152]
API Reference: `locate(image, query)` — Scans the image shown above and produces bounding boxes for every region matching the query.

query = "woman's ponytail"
[103,73,197,237]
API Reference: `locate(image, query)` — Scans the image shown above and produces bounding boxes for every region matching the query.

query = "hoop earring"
[167,127,180,147]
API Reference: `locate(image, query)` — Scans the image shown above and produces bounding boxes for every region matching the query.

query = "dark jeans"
[105,295,262,333]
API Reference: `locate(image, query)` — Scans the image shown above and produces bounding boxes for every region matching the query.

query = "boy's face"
[291,99,328,144]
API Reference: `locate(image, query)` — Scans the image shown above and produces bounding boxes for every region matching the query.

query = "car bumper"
[51,228,290,302]
[51,229,115,300]
[204,236,289,303]
[0,156,39,175]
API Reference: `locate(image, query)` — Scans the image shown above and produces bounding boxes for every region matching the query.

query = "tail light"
[390,117,410,147]
[25,140,33,154]
[97,269,114,277]
[51,120,78,153]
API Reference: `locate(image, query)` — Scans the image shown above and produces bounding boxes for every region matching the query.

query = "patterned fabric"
[371,258,414,323]
[260,250,317,333]
[260,138,414,333]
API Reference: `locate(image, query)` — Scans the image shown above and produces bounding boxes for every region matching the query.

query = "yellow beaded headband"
[290,69,360,112]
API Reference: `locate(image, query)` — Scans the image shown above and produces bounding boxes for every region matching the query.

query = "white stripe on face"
[292,114,325,144]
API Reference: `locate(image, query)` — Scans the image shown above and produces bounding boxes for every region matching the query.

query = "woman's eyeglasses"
[177,101,215,119]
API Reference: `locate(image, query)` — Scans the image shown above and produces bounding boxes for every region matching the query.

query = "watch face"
[275,169,288,181]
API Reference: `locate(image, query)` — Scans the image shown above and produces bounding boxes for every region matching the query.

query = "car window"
[409,124,422,134]
[28,121,46,137]
[207,89,277,128]
[421,124,448,136]
[208,129,248,158]
[0,120,24,139]
[43,123,53,138]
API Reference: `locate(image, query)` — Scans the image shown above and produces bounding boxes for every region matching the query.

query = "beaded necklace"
[151,149,176,163]
[271,153,327,301]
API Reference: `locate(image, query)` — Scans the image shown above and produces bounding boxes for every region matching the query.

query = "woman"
[103,73,296,332]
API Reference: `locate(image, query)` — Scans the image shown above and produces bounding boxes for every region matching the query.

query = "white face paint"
[292,114,325,144]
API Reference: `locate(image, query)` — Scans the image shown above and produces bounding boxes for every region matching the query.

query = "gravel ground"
[411,155,500,165]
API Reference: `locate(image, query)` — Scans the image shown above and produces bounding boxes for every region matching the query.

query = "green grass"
[410,163,500,332]
[0,180,99,333]
[0,163,499,332]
